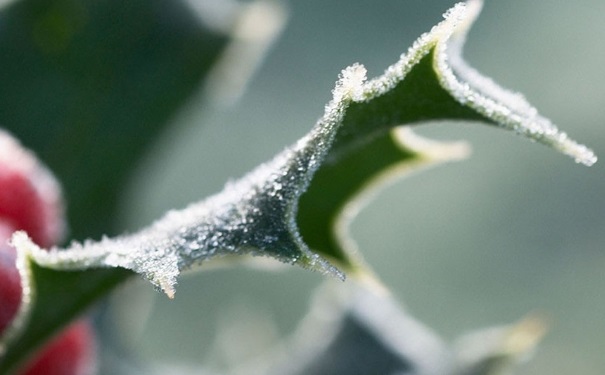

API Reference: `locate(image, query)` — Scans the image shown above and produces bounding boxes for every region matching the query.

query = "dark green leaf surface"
[0,263,131,374]
[298,50,486,277]
[0,0,228,239]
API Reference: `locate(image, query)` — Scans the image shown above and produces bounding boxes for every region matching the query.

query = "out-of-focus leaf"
[2,0,596,373]
[265,282,452,375]
[246,283,546,375]
[454,316,548,375]
[0,0,228,239]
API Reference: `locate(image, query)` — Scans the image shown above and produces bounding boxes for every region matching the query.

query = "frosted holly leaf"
[10,0,596,293]
[1,0,596,372]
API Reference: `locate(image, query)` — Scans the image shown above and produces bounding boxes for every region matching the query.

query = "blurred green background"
[1,0,603,373]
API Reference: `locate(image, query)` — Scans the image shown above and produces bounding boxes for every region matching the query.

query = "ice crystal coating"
[436,0,596,166]
[9,0,596,300]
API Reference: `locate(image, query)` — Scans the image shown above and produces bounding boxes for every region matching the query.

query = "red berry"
[18,320,96,375]
[0,130,65,248]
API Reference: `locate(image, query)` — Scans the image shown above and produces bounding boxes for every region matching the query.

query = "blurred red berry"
[0,129,96,375]
[0,130,65,248]
[18,321,96,375]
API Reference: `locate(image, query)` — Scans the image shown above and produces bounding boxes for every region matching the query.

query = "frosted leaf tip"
[560,139,597,166]
[575,148,597,167]
[334,63,367,101]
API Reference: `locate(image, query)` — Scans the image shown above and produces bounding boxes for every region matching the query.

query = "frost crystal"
[11,135,346,297]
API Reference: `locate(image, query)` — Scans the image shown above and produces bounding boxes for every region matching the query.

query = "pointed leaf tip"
[436,0,597,166]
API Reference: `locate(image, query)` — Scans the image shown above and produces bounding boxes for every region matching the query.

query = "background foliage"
[0,0,603,373]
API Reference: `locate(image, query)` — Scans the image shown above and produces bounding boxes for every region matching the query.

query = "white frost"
[436,0,597,166]
[9,0,596,300]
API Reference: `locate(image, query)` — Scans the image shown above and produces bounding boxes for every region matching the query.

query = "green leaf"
[298,127,471,283]
[0,260,132,374]
[1,0,596,372]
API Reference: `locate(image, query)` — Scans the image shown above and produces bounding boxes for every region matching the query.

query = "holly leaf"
[0,0,596,373]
